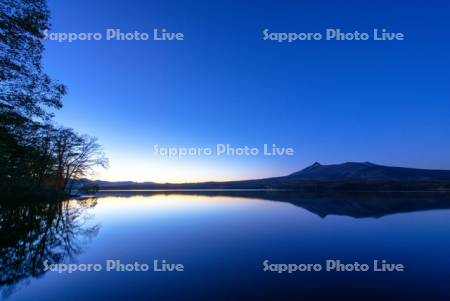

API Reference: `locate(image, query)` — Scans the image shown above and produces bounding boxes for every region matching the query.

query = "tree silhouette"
[0,0,107,195]
[0,198,100,298]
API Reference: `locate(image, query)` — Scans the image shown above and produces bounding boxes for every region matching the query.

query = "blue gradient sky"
[44,0,450,182]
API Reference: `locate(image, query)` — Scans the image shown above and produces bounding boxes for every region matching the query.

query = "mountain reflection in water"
[1,191,450,300]
[95,190,450,218]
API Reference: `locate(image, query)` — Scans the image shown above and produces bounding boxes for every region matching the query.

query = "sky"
[43,0,450,182]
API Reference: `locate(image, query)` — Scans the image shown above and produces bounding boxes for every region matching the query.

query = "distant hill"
[288,162,450,182]
[75,162,450,192]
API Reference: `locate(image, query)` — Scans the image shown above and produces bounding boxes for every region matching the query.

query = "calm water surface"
[1,191,450,300]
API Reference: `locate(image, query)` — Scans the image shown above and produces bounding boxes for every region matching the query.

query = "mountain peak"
[288,161,450,181]
[298,162,323,173]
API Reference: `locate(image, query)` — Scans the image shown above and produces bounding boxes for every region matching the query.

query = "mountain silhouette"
[288,162,450,182]
[74,162,450,192]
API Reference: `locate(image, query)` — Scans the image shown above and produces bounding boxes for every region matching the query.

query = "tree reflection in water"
[0,198,100,298]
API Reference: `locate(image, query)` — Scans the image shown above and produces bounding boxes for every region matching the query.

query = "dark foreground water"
[1,191,450,301]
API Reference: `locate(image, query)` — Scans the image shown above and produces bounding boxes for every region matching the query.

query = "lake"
[1,191,450,300]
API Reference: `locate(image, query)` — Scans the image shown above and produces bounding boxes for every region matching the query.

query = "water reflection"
[1,191,450,300]
[95,190,450,218]
[0,198,99,298]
